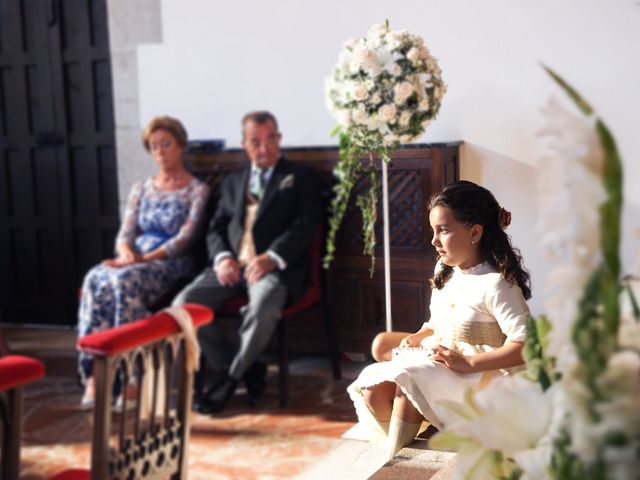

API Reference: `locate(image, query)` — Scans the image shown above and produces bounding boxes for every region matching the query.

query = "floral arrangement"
[429,67,640,480]
[323,21,446,272]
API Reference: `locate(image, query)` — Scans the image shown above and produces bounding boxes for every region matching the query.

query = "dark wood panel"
[0,0,118,325]
[185,142,461,353]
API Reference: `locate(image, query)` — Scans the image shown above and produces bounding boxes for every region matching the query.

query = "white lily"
[432,377,555,479]
[537,96,605,365]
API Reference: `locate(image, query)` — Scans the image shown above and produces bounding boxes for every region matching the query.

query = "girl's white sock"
[384,415,421,461]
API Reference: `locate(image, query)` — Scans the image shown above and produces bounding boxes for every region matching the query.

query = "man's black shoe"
[243,361,267,407]
[192,370,227,412]
[195,376,238,415]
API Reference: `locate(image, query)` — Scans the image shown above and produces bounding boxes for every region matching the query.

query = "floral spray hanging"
[324,20,446,330]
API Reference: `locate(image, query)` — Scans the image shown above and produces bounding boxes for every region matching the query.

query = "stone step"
[369,445,456,479]
[296,434,456,480]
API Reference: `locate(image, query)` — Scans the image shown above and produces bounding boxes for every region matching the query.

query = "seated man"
[173,111,322,414]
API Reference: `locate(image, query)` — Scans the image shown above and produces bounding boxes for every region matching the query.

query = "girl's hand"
[430,345,475,373]
[400,332,424,348]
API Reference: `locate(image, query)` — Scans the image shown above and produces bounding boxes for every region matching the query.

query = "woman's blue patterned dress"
[77,177,210,380]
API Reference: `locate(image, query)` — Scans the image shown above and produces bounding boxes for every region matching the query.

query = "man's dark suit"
[174,156,322,383]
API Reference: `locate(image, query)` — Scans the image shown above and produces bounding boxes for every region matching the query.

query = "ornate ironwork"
[88,332,192,479]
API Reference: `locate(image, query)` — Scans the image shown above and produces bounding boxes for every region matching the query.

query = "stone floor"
[5,325,453,479]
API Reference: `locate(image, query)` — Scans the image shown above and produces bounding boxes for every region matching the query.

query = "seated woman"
[348,181,531,460]
[77,115,210,408]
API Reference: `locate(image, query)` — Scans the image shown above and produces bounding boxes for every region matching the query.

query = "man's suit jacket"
[206,157,323,302]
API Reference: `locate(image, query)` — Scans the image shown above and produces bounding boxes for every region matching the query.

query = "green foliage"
[542,64,593,116]
[543,67,628,480]
[323,129,391,276]
[522,315,556,390]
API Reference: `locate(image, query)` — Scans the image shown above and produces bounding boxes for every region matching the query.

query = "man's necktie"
[250,168,265,200]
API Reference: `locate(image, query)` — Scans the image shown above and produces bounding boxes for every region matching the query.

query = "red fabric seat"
[77,303,212,356]
[0,354,45,480]
[48,469,90,480]
[0,355,45,392]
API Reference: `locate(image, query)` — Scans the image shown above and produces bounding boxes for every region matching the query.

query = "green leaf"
[624,282,640,321]
[595,119,623,282]
[523,315,555,390]
[542,65,593,116]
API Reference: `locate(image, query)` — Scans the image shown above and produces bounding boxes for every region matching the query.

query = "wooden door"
[0,0,119,326]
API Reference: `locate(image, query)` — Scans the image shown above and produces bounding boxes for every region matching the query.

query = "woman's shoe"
[112,384,137,414]
[112,395,137,414]
[80,393,95,410]
[80,379,96,410]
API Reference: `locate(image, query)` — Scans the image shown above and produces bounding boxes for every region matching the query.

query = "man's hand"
[244,253,276,286]
[216,257,241,286]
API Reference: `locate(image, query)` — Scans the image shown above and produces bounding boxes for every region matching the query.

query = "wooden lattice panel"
[337,168,426,249]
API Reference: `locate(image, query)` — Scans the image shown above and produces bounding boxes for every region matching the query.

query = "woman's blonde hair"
[142,115,188,151]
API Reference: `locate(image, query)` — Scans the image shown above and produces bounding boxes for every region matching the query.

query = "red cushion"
[283,287,321,317]
[77,304,213,356]
[48,469,90,480]
[219,286,320,318]
[0,355,45,392]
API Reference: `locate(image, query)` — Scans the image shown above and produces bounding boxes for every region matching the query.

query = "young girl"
[348,181,532,460]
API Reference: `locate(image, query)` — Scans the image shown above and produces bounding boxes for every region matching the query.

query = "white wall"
[112,0,640,315]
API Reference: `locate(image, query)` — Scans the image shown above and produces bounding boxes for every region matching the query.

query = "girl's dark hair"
[428,181,531,299]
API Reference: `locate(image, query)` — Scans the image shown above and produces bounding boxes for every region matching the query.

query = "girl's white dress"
[347,261,530,431]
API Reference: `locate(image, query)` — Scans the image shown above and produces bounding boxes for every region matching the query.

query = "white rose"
[394,81,414,104]
[352,107,369,125]
[366,24,386,48]
[391,64,402,77]
[399,111,411,127]
[338,50,352,70]
[352,84,369,101]
[385,30,406,49]
[338,110,351,127]
[354,46,376,64]
[418,97,430,111]
[370,93,382,105]
[367,23,387,37]
[353,46,381,77]
[343,38,358,50]
[407,47,420,63]
[378,104,397,123]
[349,59,362,75]
[383,133,397,147]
